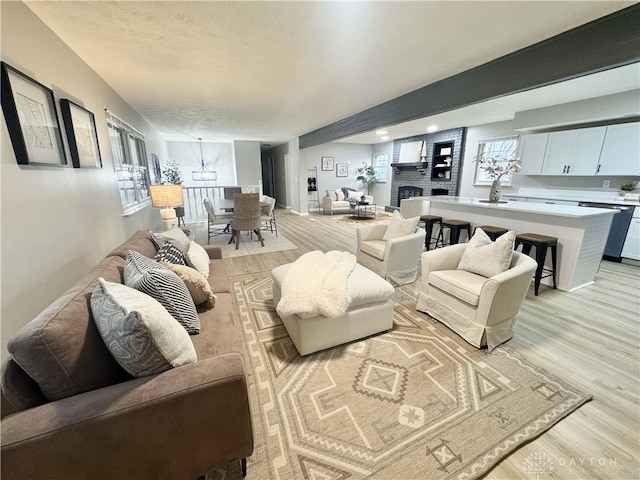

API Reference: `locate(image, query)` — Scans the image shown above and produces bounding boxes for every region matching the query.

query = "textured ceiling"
[25,1,637,146]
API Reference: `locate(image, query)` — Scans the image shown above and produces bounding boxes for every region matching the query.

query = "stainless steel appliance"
[578,202,634,262]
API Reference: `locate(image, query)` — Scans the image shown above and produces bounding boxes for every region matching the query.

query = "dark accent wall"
[299,4,640,149]
[390,128,465,207]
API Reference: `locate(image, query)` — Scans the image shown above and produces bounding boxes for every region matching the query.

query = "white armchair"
[416,244,537,350]
[356,224,425,286]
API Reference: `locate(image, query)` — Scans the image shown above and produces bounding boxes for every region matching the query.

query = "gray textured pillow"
[152,226,191,255]
[383,210,419,240]
[91,278,197,377]
[124,251,201,334]
[457,229,516,277]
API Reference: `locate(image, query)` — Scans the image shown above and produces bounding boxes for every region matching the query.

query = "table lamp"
[149,184,184,231]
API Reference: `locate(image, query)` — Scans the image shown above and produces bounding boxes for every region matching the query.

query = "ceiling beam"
[299,4,640,149]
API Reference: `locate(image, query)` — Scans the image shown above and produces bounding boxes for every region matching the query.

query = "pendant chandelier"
[192,138,217,181]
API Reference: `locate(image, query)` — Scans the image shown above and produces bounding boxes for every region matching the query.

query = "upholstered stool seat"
[436,219,472,247]
[515,233,558,296]
[419,215,443,250]
[475,225,508,241]
[271,262,395,355]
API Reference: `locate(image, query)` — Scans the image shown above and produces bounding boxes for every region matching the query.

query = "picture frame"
[60,99,102,168]
[150,153,162,184]
[336,163,348,177]
[321,156,334,171]
[0,62,67,166]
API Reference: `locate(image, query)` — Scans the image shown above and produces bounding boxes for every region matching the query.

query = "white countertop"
[423,196,618,218]
[506,188,640,207]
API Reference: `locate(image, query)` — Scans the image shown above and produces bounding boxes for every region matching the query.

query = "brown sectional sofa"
[1,230,253,479]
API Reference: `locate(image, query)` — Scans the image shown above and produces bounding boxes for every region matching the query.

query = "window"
[106,110,150,215]
[474,136,519,186]
[372,152,388,183]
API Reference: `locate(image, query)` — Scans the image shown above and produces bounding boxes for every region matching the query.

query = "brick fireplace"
[389,127,465,209]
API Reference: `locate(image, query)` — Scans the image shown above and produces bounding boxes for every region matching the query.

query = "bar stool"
[419,215,442,250]
[436,219,472,247]
[515,233,558,296]
[474,225,508,241]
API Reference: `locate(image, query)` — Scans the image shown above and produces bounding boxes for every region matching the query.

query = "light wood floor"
[223,208,640,480]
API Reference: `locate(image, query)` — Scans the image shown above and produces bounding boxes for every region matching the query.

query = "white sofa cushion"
[271,262,394,317]
[336,189,346,201]
[458,228,515,278]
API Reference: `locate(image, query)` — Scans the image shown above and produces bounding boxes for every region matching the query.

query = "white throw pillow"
[335,189,345,201]
[382,210,419,241]
[457,228,516,278]
[91,278,197,378]
[186,241,210,278]
[348,191,363,200]
[325,190,337,200]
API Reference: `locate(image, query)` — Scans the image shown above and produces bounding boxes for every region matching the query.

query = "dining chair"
[231,193,264,250]
[260,195,278,237]
[203,198,232,244]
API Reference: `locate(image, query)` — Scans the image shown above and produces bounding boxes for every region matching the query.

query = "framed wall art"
[321,156,334,171]
[0,62,67,166]
[60,99,102,168]
[336,163,348,177]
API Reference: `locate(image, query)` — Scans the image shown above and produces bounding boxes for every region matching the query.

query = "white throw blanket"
[276,250,356,319]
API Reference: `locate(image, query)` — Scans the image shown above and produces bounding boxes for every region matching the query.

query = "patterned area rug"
[337,211,393,225]
[222,272,591,480]
[187,222,298,258]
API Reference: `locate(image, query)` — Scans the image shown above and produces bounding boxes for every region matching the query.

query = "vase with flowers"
[474,154,522,202]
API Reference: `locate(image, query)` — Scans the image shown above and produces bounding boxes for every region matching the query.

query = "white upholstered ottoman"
[271,262,395,355]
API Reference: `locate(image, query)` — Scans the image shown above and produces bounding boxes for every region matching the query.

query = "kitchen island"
[409,196,617,291]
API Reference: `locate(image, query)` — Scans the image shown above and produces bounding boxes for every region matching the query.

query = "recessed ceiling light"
[375,130,388,135]
[427,125,438,132]
[381,136,389,141]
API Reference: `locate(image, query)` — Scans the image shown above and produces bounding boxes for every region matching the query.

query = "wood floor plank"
[218,208,640,479]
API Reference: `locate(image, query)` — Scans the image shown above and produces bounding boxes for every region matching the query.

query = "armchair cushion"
[383,210,420,241]
[429,269,488,307]
[457,228,515,278]
[359,239,386,260]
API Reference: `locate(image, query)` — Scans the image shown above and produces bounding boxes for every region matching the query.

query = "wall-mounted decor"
[150,153,162,184]
[1,62,67,166]
[60,99,102,168]
[336,163,348,177]
[321,156,334,171]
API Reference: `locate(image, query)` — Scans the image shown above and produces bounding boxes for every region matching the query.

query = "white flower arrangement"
[474,154,521,182]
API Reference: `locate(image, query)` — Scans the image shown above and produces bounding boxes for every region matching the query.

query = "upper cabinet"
[596,122,640,176]
[520,122,639,176]
[541,127,606,175]
[518,133,548,175]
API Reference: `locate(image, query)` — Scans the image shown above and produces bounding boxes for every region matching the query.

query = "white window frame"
[474,136,519,186]
[372,152,388,183]
[106,110,151,215]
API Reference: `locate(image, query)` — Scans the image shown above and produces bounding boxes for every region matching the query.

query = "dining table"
[215,197,270,244]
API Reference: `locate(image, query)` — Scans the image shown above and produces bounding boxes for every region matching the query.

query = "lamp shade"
[149,184,184,208]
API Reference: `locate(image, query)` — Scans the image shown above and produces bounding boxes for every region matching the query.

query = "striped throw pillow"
[124,250,200,334]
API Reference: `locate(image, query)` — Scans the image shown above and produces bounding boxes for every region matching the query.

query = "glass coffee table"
[351,202,376,219]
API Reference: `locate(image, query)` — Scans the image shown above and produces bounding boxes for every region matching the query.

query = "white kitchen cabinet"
[597,122,640,176]
[518,133,548,175]
[541,127,606,175]
[621,207,640,260]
